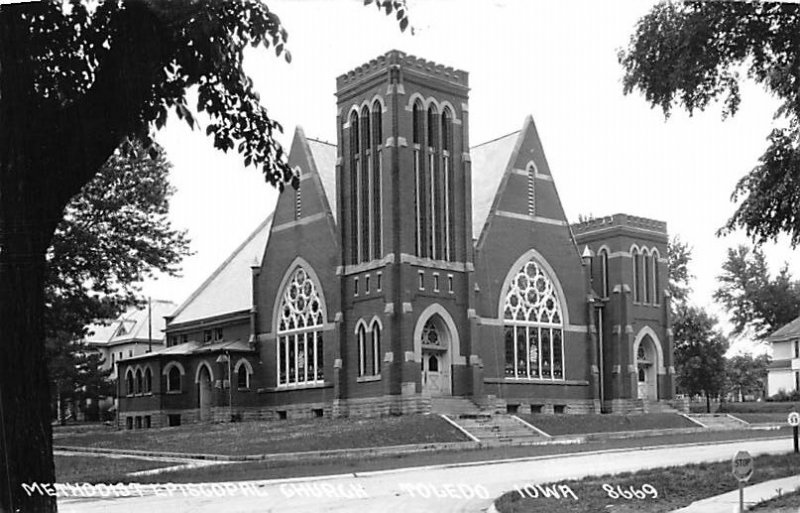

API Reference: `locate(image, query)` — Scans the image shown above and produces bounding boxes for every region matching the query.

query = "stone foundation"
[332,394,431,417]
[120,395,433,429]
[603,398,645,414]
[488,396,601,415]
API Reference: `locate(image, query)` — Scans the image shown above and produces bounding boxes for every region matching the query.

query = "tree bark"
[0,3,175,511]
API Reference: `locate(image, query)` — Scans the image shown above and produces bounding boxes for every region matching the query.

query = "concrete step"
[431,396,483,416]
[686,413,749,430]
[643,401,680,414]
[450,414,544,444]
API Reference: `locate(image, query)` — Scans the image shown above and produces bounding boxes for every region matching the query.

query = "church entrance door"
[636,336,658,402]
[419,315,452,396]
[422,351,450,396]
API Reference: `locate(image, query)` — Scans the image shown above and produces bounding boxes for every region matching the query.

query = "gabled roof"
[85,300,177,347]
[169,214,274,327]
[470,129,522,240]
[768,315,800,343]
[124,339,253,362]
[306,137,338,223]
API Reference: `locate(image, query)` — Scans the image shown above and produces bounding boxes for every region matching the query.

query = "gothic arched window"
[599,248,609,298]
[412,100,426,258]
[359,106,371,263]
[125,369,134,396]
[276,266,325,386]
[166,365,181,392]
[442,107,454,261]
[371,320,382,377]
[371,100,383,260]
[503,258,565,380]
[652,250,661,305]
[632,247,642,302]
[143,367,152,394]
[238,365,248,389]
[357,323,367,378]
[643,248,651,304]
[134,369,143,394]
[349,110,360,265]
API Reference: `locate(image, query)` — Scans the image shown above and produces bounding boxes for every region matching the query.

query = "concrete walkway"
[672,475,800,512]
[54,449,227,476]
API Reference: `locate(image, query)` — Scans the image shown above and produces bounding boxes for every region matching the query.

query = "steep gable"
[470,130,521,242]
[472,116,576,254]
[306,137,337,224]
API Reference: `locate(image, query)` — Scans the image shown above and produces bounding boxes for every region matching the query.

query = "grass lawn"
[720,401,800,414]
[733,413,793,425]
[54,415,467,456]
[118,429,793,484]
[494,452,800,513]
[750,488,800,511]
[55,454,175,483]
[520,413,697,436]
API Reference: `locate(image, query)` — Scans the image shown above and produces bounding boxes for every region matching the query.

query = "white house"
[766,315,800,396]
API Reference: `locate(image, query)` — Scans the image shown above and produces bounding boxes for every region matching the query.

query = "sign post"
[788,412,800,453]
[732,451,754,513]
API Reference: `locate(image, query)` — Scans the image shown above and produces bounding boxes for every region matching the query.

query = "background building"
[766,316,800,396]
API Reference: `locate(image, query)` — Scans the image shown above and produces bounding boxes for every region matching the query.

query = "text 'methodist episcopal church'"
[118,51,678,428]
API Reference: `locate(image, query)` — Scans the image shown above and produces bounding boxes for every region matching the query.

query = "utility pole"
[147,297,152,353]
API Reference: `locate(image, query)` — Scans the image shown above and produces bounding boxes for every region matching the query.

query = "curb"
[54,424,789,467]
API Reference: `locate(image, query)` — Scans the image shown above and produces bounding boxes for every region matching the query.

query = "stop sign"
[732,451,754,482]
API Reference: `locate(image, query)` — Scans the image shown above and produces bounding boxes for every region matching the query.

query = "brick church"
[118,51,676,428]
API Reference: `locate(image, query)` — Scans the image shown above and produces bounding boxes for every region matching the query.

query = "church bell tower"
[334,51,474,412]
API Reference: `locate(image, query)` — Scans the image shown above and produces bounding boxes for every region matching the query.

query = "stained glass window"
[503,258,565,380]
[277,267,325,386]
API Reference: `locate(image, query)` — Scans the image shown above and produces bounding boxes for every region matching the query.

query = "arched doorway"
[636,335,658,401]
[197,364,213,421]
[419,316,452,396]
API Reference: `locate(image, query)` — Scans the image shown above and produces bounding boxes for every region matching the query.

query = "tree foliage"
[46,139,190,341]
[672,305,729,409]
[44,139,189,421]
[0,2,410,511]
[725,353,770,401]
[667,235,693,307]
[714,244,800,338]
[620,2,800,246]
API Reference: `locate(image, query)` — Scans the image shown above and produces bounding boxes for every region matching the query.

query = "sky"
[147,0,799,354]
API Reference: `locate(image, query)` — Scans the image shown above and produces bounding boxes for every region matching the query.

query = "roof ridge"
[306,136,336,147]
[169,212,274,321]
[471,130,521,149]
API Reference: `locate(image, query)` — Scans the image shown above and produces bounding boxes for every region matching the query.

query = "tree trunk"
[706,394,711,413]
[0,216,57,512]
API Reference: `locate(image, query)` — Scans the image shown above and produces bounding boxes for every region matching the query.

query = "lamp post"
[215,352,233,421]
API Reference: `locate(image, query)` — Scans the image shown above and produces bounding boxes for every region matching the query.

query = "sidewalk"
[672,475,800,512]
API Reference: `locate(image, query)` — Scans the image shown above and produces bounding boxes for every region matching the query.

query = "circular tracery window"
[278,267,324,333]
[421,319,441,346]
[503,260,562,325]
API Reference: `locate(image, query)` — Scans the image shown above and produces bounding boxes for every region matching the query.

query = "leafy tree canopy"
[46,138,190,342]
[714,244,800,338]
[667,235,693,307]
[620,2,800,246]
[45,139,189,422]
[0,2,409,511]
[725,353,770,400]
[672,304,729,405]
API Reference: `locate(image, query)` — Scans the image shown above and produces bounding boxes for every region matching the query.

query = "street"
[58,437,793,513]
